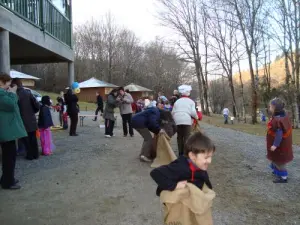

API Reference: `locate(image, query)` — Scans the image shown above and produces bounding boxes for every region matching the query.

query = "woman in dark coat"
[103,89,118,137]
[11,78,40,160]
[64,89,79,136]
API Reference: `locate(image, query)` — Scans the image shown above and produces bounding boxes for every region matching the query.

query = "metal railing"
[0,0,72,47]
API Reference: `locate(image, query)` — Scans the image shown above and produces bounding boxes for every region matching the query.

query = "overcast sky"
[72,0,168,42]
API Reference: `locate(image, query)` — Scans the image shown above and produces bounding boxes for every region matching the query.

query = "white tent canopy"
[79,77,118,89]
[10,70,40,80]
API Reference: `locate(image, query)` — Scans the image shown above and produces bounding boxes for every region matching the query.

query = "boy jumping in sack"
[150,132,215,225]
[267,98,293,183]
[150,131,215,196]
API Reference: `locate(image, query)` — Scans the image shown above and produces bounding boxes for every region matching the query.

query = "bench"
[78,115,118,127]
[78,115,95,127]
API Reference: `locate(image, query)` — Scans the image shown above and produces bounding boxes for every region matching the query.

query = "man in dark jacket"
[11,78,40,160]
[132,100,161,162]
[93,92,103,121]
[64,89,79,136]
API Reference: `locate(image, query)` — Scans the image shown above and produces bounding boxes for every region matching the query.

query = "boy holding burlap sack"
[150,132,216,225]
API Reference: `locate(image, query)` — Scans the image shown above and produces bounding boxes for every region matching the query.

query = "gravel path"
[0,114,299,225]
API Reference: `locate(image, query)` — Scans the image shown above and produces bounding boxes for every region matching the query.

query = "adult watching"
[0,73,27,190]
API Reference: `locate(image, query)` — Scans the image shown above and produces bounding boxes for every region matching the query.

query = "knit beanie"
[270,98,285,113]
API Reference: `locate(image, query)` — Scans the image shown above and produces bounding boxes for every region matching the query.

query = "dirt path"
[0,115,299,225]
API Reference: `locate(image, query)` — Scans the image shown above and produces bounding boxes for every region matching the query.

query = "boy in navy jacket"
[150,132,215,196]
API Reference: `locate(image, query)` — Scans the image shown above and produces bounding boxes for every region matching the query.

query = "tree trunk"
[228,76,237,117]
[248,52,258,124]
[195,61,205,113]
[238,61,246,123]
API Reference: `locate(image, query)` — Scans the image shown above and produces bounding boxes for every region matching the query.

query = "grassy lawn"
[39,91,97,111]
[202,114,300,145]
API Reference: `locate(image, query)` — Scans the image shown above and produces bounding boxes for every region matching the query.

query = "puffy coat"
[132,107,160,134]
[0,88,27,142]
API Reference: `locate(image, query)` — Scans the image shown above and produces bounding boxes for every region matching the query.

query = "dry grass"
[202,114,300,145]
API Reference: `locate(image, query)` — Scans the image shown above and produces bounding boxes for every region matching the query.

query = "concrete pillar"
[68,61,74,87]
[0,30,10,74]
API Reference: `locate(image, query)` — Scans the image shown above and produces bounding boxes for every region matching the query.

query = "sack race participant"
[132,99,161,162]
[172,85,198,156]
[150,132,216,225]
[267,98,293,183]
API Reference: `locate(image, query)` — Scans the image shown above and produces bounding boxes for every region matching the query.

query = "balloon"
[71,82,79,90]
[74,88,80,94]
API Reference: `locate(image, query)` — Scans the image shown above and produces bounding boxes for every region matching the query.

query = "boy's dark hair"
[42,96,51,106]
[0,72,11,83]
[118,87,124,91]
[184,132,215,156]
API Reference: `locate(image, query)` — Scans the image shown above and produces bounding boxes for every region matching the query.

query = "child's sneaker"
[273,177,288,183]
[105,135,112,138]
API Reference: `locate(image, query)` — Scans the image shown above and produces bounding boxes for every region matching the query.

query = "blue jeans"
[224,115,228,124]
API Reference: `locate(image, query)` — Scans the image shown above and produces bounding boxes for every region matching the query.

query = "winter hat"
[270,97,285,112]
[178,85,192,96]
[144,99,151,107]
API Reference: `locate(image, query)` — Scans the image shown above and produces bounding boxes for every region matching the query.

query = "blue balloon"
[71,82,79,90]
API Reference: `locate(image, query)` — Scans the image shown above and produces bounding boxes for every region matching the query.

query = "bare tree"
[225,0,268,124]
[103,13,119,83]
[156,0,210,115]
[270,0,300,128]
[208,4,241,117]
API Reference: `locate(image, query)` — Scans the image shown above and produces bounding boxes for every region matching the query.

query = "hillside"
[233,58,287,85]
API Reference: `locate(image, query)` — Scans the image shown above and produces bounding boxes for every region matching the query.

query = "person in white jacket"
[172,85,198,156]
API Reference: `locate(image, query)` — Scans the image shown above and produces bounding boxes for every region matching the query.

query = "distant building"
[78,77,119,102]
[10,70,40,87]
[124,83,153,101]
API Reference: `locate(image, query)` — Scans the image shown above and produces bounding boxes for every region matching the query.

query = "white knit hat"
[144,99,151,107]
[178,85,192,96]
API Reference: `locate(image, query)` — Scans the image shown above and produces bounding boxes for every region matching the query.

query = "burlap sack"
[160,183,216,225]
[192,120,202,133]
[151,132,177,168]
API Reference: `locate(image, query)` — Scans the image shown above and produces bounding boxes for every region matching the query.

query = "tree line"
[155,0,300,128]
[14,13,194,98]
